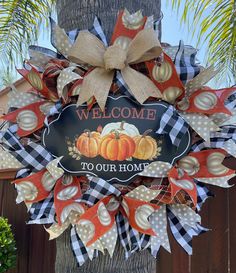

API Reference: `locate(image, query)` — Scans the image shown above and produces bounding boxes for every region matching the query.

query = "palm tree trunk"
[56,0,161,41]
[55,1,161,272]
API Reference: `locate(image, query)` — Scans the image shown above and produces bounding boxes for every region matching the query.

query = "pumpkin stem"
[120,121,125,130]
[114,130,120,139]
[142,129,152,137]
[84,129,91,137]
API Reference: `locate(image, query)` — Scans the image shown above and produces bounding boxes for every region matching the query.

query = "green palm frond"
[0,0,56,67]
[169,0,236,85]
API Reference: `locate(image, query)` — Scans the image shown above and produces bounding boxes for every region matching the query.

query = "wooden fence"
[1,159,236,273]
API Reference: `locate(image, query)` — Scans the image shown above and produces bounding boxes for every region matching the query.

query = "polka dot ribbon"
[139,148,236,204]
[76,186,161,248]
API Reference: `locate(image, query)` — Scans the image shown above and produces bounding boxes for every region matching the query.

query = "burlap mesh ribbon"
[68,29,163,110]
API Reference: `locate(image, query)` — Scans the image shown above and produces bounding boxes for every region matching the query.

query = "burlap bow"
[68,29,163,110]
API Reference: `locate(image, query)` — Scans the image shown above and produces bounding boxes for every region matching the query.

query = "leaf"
[167,0,236,85]
[0,0,56,68]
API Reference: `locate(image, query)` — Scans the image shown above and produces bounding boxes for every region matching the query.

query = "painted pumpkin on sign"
[133,129,159,160]
[99,131,135,161]
[101,121,139,137]
[76,130,101,158]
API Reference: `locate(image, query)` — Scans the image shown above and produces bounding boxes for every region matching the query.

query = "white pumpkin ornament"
[97,202,112,226]
[16,181,38,201]
[178,156,200,176]
[194,92,218,111]
[57,186,78,200]
[169,177,195,190]
[60,203,85,223]
[41,171,57,191]
[207,152,229,176]
[77,219,95,243]
[101,121,139,137]
[16,110,38,131]
[135,204,154,230]
[152,61,173,83]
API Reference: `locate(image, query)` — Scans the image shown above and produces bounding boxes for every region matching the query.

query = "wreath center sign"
[43,95,191,183]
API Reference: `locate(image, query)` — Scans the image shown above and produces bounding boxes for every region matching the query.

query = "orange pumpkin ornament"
[76,130,101,158]
[133,129,159,160]
[99,131,135,161]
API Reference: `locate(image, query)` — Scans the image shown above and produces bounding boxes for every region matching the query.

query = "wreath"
[1,9,236,265]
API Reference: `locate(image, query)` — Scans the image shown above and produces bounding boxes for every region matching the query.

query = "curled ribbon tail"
[77,68,114,110]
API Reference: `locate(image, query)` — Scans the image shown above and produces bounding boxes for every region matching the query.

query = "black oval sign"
[43,96,191,184]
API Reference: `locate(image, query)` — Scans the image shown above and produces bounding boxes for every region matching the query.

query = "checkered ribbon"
[28,193,55,224]
[156,105,189,146]
[116,212,140,259]
[77,176,121,206]
[225,91,236,110]
[0,126,53,173]
[164,40,201,85]
[167,207,207,255]
[196,182,213,211]
[67,17,108,46]
[191,126,236,152]
[70,227,90,266]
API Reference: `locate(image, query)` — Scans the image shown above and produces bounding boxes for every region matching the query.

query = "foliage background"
[0,217,17,273]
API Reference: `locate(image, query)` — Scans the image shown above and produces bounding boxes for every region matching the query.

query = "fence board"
[208,187,229,273]
[0,181,55,273]
[191,200,210,273]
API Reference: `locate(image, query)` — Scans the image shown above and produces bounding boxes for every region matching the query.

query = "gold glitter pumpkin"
[162,87,183,104]
[152,61,173,83]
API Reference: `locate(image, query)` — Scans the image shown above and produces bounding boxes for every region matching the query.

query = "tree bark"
[56,0,161,41]
[55,1,161,272]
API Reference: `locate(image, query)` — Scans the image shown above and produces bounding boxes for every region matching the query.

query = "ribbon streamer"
[150,205,171,255]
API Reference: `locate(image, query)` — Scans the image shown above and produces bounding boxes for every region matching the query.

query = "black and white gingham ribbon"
[164,40,201,85]
[70,227,90,266]
[28,193,55,224]
[225,91,236,110]
[77,176,120,206]
[67,16,107,46]
[167,207,207,255]
[196,182,213,211]
[156,105,189,146]
[0,126,53,173]
[116,212,140,259]
[191,126,236,152]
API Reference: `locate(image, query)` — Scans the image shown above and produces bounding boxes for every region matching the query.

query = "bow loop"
[126,28,162,64]
[68,31,106,67]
